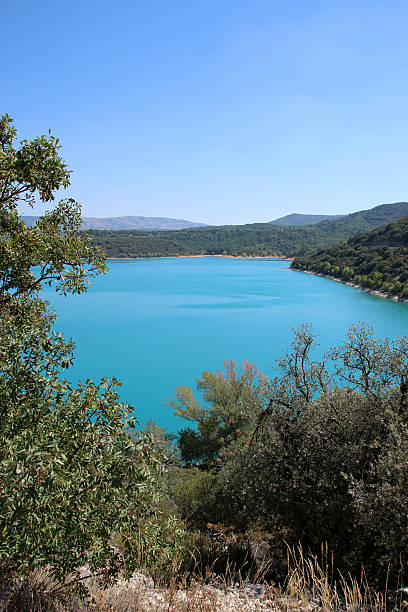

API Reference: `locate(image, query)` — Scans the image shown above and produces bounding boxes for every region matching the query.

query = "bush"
[172,323,408,586]
[223,324,408,584]
[168,467,233,529]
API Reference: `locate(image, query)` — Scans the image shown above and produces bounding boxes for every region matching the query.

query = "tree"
[221,323,408,584]
[171,322,408,585]
[169,360,269,466]
[0,114,182,588]
[0,113,106,310]
[0,301,162,583]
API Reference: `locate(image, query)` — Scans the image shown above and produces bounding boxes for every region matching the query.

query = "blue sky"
[3,1,408,224]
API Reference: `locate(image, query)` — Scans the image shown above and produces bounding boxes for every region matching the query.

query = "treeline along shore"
[291,214,408,300]
[88,201,408,304]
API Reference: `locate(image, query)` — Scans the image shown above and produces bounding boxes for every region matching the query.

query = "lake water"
[43,257,408,432]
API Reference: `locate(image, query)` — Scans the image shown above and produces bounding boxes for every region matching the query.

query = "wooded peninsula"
[292,214,408,299]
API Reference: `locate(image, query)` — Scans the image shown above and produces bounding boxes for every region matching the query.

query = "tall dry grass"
[1,546,406,610]
[283,545,405,611]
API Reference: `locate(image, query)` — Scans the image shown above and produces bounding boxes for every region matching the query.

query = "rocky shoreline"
[294,269,408,304]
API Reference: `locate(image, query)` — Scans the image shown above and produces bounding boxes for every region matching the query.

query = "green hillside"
[291,215,408,299]
[88,201,408,258]
[269,213,344,226]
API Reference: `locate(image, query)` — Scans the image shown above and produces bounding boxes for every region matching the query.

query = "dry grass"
[0,569,84,611]
[2,547,406,611]
[88,545,406,612]
[283,545,403,611]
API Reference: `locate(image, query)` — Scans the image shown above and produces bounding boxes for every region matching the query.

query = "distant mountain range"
[269,213,344,226]
[87,201,408,259]
[22,215,208,231]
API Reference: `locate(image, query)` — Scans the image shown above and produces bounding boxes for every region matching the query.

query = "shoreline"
[108,254,295,261]
[294,268,408,304]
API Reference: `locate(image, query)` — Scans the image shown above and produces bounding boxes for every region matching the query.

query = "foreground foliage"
[2,552,405,611]
[169,323,408,587]
[0,300,164,583]
[0,114,184,588]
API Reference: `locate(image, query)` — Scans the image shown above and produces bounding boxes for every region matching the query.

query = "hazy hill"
[22,215,207,230]
[269,213,344,226]
[87,201,408,259]
[291,214,408,299]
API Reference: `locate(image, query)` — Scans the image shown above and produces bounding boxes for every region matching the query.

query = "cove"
[43,257,408,432]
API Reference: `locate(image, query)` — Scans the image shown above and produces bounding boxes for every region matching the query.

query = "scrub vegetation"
[166,322,408,589]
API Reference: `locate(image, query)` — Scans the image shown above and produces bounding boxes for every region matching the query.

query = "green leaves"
[171,322,408,584]
[0,198,107,307]
[0,115,107,311]
[0,114,71,210]
[218,324,408,584]
[0,115,185,588]
[171,360,269,467]
[0,304,163,582]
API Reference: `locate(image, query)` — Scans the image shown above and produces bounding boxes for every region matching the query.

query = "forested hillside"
[269,212,344,225]
[87,201,408,258]
[291,215,408,298]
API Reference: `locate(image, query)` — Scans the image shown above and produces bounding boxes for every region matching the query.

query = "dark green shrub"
[173,323,408,586]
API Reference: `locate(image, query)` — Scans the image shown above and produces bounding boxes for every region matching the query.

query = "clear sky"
[3,1,408,224]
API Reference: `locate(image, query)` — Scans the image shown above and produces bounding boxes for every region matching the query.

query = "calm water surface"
[43,257,408,431]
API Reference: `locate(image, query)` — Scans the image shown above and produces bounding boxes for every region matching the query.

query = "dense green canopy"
[292,215,408,298]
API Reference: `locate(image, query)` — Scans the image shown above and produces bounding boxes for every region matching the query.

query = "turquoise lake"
[43,257,408,432]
